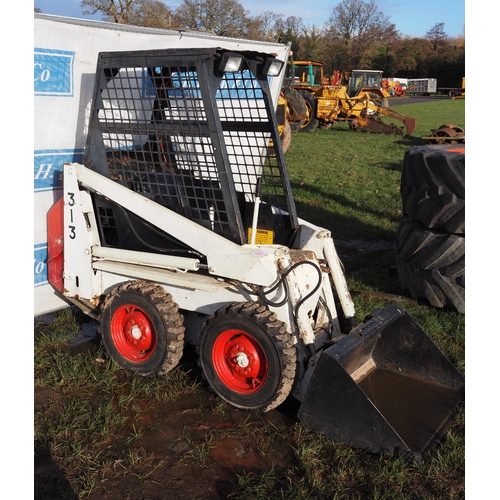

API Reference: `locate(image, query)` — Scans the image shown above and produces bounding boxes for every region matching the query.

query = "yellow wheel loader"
[286,60,415,135]
[272,94,292,154]
[345,68,390,100]
[47,48,462,459]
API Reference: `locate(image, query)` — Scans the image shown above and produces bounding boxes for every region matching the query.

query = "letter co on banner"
[34,48,75,97]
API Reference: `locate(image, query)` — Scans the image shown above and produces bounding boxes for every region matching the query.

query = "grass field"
[285,98,465,241]
[34,98,465,499]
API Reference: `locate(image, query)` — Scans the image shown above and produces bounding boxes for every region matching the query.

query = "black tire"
[396,218,465,314]
[282,87,307,132]
[319,122,334,130]
[100,280,185,376]
[297,90,319,132]
[401,145,465,235]
[198,302,296,412]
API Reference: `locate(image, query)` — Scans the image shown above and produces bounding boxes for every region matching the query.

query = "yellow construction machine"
[284,60,415,135]
[274,94,292,153]
[343,68,390,101]
[450,77,466,99]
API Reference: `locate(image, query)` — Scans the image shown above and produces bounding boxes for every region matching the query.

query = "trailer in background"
[406,78,437,96]
[438,77,465,99]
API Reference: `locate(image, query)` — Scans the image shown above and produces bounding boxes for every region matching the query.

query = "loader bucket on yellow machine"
[403,117,416,136]
[298,304,464,459]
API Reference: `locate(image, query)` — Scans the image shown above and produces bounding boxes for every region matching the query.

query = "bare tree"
[128,0,176,28]
[81,0,137,24]
[298,25,325,61]
[425,22,447,50]
[81,0,178,27]
[274,16,306,55]
[174,0,253,37]
[323,0,399,69]
[252,11,284,42]
[326,0,396,48]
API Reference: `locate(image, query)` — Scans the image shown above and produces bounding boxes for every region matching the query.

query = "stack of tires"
[396,145,465,314]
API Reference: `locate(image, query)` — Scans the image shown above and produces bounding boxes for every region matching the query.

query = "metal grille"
[85,48,297,248]
[219,69,289,219]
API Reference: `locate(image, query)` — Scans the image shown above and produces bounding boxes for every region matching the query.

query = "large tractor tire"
[100,280,185,376]
[396,218,465,314]
[401,145,465,235]
[198,301,297,412]
[297,90,319,132]
[282,87,307,132]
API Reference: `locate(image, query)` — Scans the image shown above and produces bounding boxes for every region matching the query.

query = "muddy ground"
[35,345,302,500]
[34,239,409,499]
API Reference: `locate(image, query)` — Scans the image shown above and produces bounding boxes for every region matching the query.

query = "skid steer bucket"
[298,304,464,459]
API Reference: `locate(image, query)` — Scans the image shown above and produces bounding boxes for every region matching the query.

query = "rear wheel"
[283,87,307,132]
[297,90,319,132]
[199,302,296,411]
[100,280,185,376]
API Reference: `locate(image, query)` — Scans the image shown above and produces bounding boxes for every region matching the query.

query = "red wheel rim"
[212,329,268,393]
[110,304,156,362]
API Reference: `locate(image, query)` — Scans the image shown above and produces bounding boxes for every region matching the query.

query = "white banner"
[34,14,290,315]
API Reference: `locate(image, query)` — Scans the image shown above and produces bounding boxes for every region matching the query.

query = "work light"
[218,53,243,73]
[261,57,284,77]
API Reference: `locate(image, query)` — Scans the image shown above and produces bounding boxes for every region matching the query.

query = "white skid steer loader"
[47,47,464,459]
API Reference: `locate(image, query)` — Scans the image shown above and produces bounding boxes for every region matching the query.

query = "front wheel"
[100,280,185,376]
[198,302,296,411]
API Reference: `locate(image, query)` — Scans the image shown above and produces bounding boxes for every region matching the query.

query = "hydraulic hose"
[239,259,327,325]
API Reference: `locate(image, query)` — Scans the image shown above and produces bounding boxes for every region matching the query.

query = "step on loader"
[47,47,464,459]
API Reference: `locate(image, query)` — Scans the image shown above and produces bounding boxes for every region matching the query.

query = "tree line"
[35,0,465,87]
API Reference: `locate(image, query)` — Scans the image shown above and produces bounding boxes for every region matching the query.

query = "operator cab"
[348,69,384,97]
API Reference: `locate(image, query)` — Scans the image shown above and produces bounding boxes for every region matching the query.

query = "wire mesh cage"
[85,48,297,253]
